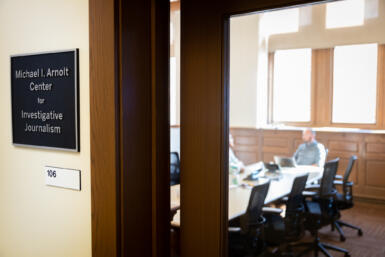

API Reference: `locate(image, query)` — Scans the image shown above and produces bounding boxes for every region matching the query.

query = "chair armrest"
[334,180,354,186]
[303,191,317,197]
[305,184,320,191]
[335,175,343,180]
[228,227,241,232]
[262,207,283,214]
[334,180,343,185]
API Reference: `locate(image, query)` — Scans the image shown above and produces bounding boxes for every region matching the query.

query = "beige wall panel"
[0,1,91,257]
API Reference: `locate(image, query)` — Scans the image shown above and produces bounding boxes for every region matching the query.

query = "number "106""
[47,170,57,178]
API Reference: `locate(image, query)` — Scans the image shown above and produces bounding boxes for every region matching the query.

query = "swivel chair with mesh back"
[293,158,350,257]
[229,182,270,257]
[263,174,309,256]
[170,152,180,185]
[333,155,363,242]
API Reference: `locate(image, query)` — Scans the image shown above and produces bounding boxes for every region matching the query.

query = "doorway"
[179,1,330,257]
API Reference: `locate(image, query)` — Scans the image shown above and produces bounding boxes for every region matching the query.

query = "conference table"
[170,163,323,227]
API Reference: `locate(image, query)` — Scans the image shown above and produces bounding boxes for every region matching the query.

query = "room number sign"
[44,166,81,191]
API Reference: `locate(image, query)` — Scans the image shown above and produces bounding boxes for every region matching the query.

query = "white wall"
[0,1,91,257]
[229,0,385,129]
[269,0,385,51]
[170,127,180,156]
[230,15,260,127]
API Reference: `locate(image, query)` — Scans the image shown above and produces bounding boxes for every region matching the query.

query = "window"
[261,8,299,35]
[326,0,365,29]
[273,49,312,123]
[332,44,378,124]
[170,57,177,125]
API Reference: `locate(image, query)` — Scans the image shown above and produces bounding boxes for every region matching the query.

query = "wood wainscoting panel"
[235,136,258,145]
[262,152,276,163]
[262,146,290,156]
[237,151,259,165]
[231,128,260,165]
[365,160,385,188]
[262,137,290,155]
[263,137,288,147]
[264,131,301,160]
[230,127,259,137]
[231,127,385,201]
[233,144,259,152]
[366,142,385,160]
[366,143,385,154]
[365,134,385,161]
[328,141,359,153]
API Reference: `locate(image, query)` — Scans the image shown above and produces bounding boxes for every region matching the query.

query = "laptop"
[274,156,297,168]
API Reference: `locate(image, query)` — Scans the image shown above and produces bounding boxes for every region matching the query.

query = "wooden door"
[89,0,170,257]
[180,1,326,256]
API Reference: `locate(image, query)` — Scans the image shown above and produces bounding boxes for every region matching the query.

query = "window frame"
[268,44,385,130]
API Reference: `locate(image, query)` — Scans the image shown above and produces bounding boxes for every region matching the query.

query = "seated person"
[229,133,245,173]
[293,128,326,167]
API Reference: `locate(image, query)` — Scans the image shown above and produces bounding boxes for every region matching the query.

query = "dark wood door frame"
[89,0,170,257]
[181,1,331,257]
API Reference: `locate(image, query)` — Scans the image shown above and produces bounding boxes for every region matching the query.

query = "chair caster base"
[358,229,363,236]
[340,235,346,242]
[345,253,351,257]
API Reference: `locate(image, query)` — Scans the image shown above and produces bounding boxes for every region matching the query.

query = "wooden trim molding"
[311,49,317,125]
[89,0,119,255]
[313,48,333,126]
[90,0,170,257]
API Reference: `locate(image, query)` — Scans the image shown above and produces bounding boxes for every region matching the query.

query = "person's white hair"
[303,128,316,136]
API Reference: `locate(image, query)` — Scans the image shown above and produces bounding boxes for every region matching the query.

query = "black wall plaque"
[11,49,79,151]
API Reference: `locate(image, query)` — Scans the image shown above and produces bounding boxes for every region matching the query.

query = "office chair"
[170,152,180,185]
[263,174,309,256]
[293,158,350,257]
[332,155,362,242]
[229,182,270,257]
